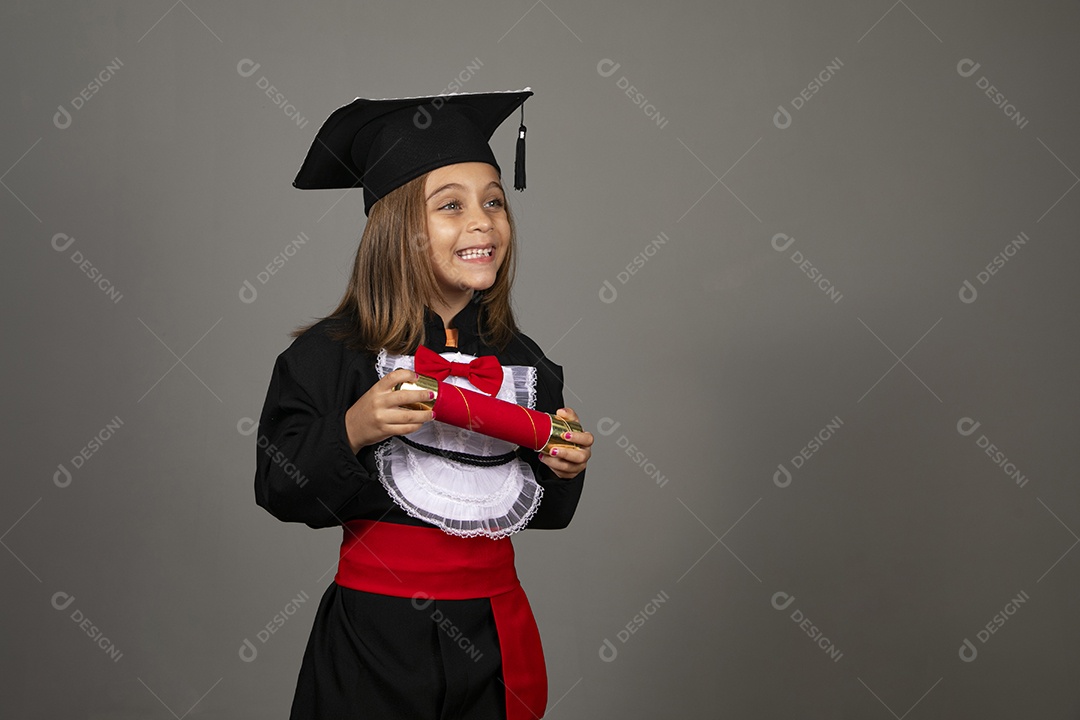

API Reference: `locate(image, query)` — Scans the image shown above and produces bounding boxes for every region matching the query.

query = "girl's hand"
[345,368,435,453]
[539,407,593,479]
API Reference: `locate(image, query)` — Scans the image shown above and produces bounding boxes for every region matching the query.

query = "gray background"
[4,1,1079,718]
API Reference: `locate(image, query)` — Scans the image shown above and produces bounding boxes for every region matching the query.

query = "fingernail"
[563,432,573,440]
[429,391,436,399]
[550,448,559,457]
[538,453,544,460]
[431,411,437,420]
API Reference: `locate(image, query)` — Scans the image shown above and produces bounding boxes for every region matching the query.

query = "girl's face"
[423,162,510,304]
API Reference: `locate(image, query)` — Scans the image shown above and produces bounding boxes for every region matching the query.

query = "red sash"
[334,520,547,719]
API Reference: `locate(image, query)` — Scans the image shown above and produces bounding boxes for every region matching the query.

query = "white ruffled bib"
[374,349,543,538]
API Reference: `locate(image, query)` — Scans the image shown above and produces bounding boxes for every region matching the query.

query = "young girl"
[255,88,592,720]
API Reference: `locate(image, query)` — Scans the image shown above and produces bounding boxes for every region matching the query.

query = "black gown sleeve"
[254,328,375,529]
[518,349,586,530]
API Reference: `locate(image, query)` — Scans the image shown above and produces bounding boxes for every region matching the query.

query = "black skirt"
[289,582,508,720]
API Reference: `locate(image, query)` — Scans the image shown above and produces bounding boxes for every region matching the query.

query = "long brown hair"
[291,170,519,353]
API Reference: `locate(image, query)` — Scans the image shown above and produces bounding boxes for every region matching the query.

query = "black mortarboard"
[293,88,533,215]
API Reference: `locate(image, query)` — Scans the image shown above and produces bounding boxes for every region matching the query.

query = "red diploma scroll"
[394,375,581,453]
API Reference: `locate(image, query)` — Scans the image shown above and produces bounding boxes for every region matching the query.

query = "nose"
[466,204,492,232]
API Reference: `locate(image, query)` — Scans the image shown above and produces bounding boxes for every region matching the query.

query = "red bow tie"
[414,345,504,396]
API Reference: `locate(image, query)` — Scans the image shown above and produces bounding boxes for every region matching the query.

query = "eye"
[485,197,505,209]
[437,200,461,211]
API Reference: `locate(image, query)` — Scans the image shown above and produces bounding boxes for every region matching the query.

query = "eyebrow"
[426,180,504,201]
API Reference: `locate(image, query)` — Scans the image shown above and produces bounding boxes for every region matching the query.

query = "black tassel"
[514,105,527,191]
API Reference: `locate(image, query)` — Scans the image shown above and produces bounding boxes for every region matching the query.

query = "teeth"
[457,247,492,260]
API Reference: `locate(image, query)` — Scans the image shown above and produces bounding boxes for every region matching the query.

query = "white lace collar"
[373,349,542,538]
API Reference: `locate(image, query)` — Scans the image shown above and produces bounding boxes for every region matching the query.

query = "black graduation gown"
[254,300,585,719]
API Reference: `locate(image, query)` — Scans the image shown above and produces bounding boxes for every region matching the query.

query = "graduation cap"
[293,88,533,215]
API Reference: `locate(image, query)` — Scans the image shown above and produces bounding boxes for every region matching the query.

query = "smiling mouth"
[456,247,493,260]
